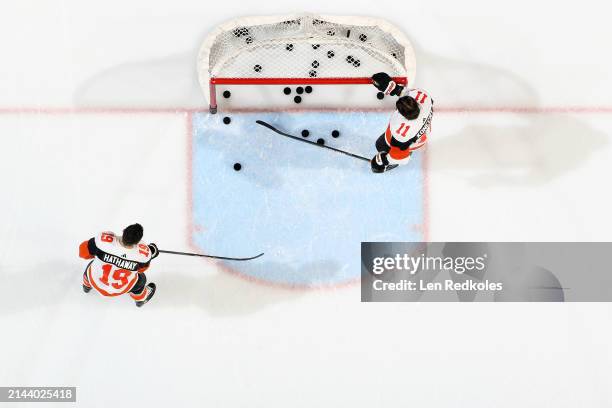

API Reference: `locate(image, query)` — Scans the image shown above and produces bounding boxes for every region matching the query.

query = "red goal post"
[199,14,416,113]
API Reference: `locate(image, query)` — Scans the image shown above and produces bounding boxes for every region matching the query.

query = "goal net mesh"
[200,15,414,81]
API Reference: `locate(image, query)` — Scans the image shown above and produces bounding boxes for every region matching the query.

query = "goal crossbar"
[210,77,407,85]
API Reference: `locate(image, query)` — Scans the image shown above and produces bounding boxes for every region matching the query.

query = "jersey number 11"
[396,123,411,137]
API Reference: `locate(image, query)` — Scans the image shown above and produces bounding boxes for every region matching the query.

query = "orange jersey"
[79,232,153,297]
[384,88,433,164]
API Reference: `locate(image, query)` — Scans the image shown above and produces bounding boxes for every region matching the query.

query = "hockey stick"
[256,120,370,162]
[158,249,264,261]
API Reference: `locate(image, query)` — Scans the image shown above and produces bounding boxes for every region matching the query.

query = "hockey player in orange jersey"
[79,223,158,307]
[370,72,433,173]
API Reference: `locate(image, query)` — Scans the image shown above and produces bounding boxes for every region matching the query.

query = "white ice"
[1,1,612,407]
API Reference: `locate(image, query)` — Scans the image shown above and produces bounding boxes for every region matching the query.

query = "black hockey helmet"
[396,96,420,120]
[122,223,143,246]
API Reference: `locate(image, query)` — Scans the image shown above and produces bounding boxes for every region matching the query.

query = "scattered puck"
[283,87,291,95]
[296,86,304,94]
[331,130,340,138]
[223,90,231,98]
[308,70,317,77]
[233,28,249,37]
[377,92,384,100]
[223,116,231,125]
[305,86,313,93]
[294,96,302,104]
[317,138,325,145]
[233,163,242,171]
[301,129,309,137]
[327,50,335,58]
[286,44,294,51]
[253,64,262,72]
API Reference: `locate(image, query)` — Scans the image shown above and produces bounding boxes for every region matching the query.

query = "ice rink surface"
[1,1,612,407]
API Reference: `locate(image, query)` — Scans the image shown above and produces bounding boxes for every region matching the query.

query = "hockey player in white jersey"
[79,223,159,307]
[370,72,433,173]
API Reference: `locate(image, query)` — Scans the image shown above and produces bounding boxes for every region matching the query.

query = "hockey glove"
[371,72,396,95]
[148,243,160,259]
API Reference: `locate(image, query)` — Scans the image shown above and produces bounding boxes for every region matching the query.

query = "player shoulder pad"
[126,243,154,265]
[94,231,116,246]
[137,244,154,263]
[409,88,433,105]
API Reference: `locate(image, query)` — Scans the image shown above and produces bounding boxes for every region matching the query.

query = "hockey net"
[198,14,417,112]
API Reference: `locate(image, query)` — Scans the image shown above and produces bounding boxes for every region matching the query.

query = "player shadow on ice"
[0,261,305,316]
[149,262,310,316]
[73,52,205,108]
[430,114,608,186]
[416,48,537,108]
[0,262,104,315]
[409,39,608,185]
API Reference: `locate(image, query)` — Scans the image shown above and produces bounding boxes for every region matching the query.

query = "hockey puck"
[305,86,313,93]
[301,129,309,137]
[223,90,231,98]
[331,130,340,138]
[283,87,291,95]
[223,116,231,125]
[377,92,384,100]
[233,28,247,37]
[294,96,302,104]
[296,86,304,95]
[233,163,242,171]
[317,138,325,145]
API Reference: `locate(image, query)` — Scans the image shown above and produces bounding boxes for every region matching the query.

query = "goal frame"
[199,14,416,113]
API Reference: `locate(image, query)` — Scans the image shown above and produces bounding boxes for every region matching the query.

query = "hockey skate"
[135,283,156,307]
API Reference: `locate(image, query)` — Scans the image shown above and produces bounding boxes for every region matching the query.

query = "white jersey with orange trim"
[384,88,433,164]
[84,231,153,297]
